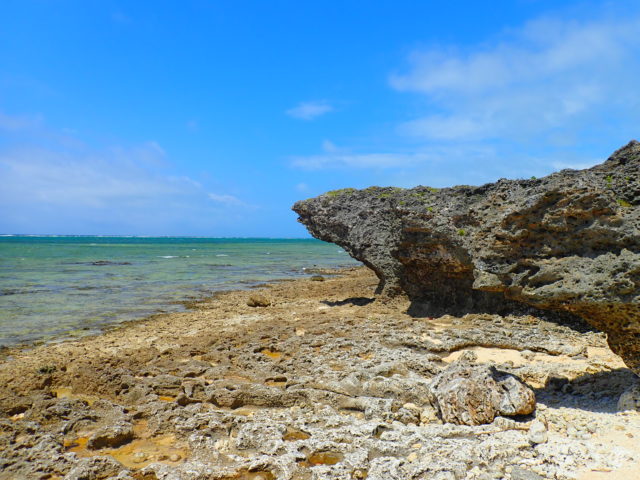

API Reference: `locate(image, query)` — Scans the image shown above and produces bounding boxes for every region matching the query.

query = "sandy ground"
[0,267,639,480]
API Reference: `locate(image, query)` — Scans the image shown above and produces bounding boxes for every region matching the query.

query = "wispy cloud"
[551,159,602,171]
[0,118,249,234]
[0,146,198,208]
[291,11,640,181]
[291,140,429,169]
[390,15,640,142]
[0,112,43,131]
[286,100,334,120]
[208,192,244,206]
[292,152,430,169]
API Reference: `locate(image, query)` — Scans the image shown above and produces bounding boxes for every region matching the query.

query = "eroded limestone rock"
[618,384,640,412]
[87,422,134,449]
[293,141,640,374]
[1,269,638,480]
[247,294,271,307]
[427,364,536,425]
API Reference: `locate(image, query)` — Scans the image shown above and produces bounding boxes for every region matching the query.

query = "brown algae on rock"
[65,420,189,470]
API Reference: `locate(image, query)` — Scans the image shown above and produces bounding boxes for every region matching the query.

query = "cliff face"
[293,141,640,374]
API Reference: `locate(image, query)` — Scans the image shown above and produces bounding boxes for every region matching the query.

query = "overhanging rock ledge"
[293,141,640,375]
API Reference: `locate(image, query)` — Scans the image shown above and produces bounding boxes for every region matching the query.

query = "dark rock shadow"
[406,296,521,318]
[406,296,599,335]
[533,368,638,414]
[321,297,375,307]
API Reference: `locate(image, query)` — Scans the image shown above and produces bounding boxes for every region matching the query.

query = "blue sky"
[1,0,640,236]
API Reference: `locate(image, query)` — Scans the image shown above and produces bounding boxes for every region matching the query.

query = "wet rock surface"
[87,422,135,450]
[0,268,639,479]
[293,141,640,375]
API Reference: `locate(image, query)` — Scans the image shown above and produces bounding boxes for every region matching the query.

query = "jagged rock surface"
[428,364,536,425]
[1,269,638,479]
[293,141,640,374]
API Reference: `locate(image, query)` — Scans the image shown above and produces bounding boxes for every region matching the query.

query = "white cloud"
[291,139,430,169]
[0,137,251,234]
[390,15,640,142]
[291,152,429,170]
[0,111,258,234]
[551,159,601,170]
[0,145,196,209]
[286,100,334,120]
[289,13,640,177]
[208,192,244,205]
[321,139,339,152]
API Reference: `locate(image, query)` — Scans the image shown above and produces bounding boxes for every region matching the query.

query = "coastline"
[1,266,639,479]
[0,265,355,360]
[0,235,358,349]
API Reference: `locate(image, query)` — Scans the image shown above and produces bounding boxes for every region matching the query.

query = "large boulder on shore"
[428,364,536,425]
[293,141,640,374]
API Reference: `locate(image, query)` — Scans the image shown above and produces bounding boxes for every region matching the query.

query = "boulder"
[427,364,535,425]
[293,141,640,374]
[247,294,271,307]
[618,384,640,411]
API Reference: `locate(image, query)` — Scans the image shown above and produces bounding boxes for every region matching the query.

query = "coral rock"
[247,294,271,307]
[427,364,536,425]
[293,141,640,374]
[87,422,134,449]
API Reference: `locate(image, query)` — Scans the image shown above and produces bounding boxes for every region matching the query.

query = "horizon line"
[0,234,316,239]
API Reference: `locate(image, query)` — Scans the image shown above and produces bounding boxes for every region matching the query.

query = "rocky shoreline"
[1,267,639,479]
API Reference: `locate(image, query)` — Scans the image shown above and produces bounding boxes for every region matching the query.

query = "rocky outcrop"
[427,364,536,425]
[293,141,640,374]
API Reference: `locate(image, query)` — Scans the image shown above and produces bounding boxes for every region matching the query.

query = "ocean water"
[0,236,359,347]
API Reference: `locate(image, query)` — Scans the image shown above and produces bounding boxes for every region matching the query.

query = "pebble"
[520,350,536,361]
[132,452,148,463]
[528,420,548,444]
[434,472,456,480]
[420,406,439,424]
[511,466,544,480]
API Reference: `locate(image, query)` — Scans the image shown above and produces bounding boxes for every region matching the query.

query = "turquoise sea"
[0,236,359,347]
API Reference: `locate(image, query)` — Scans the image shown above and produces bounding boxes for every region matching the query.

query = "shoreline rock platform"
[1,268,639,479]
